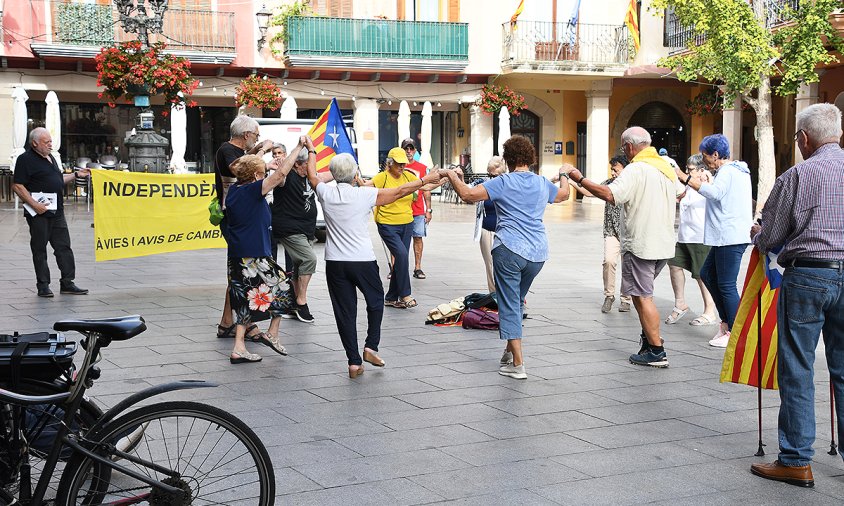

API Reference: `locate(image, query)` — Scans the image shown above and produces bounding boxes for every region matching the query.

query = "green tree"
[652,0,842,210]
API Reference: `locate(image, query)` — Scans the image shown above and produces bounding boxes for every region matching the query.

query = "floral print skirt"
[227,257,291,325]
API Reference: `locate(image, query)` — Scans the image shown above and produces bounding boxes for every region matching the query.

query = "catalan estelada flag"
[510,0,525,29]
[625,0,640,51]
[720,247,779,389]
[307,98,356,173]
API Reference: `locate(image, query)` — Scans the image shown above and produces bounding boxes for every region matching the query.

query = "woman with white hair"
[304,142,443,378]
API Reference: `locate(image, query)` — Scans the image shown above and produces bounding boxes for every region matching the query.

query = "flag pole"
[829,381,838,455]
[755,288,765,456]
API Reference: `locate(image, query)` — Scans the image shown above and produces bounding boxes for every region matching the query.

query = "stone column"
[721,93,742,161]
[470,103,493,174]
[353,98,380,176]
[793,81,819,163]
[585,80,612,180]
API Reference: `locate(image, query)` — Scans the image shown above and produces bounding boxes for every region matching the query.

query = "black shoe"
[294,303,314,323]
[60,283,88,295]
[37,286,54,298]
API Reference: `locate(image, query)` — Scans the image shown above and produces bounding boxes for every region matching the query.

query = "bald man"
[563,126,681,367]
[12,127,89,297]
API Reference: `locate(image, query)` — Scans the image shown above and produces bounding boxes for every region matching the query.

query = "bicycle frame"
[0,330,218,505]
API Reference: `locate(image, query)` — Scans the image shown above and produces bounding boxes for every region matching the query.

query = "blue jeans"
[700,244,748,329]
[492,244,544,341]
[777,265,844,466]
[377,223,412,301]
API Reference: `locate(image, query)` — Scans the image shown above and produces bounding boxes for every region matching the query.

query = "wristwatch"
[559,172,570,180]
[308,150,317,155]
[426,209,433,213]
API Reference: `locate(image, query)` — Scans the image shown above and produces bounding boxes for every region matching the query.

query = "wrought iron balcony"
[284,16,469,71]
[30,0,235,63]
[501,21,630,72]
[665,0,801,51]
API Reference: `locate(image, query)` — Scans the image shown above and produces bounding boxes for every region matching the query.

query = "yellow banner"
[92,170,226,261]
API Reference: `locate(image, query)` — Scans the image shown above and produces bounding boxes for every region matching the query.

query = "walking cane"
[829,381,838,456]
[755,289,766,457]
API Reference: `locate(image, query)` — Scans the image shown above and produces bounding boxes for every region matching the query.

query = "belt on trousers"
[786,258,844,270]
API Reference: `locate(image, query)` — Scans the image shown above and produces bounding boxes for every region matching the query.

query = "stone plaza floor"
[1,198,843,505]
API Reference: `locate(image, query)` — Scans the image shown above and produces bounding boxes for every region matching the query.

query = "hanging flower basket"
[476,84,527,116]
[686,87,749,116]
[95,41,198,109]
[235,75,283,111]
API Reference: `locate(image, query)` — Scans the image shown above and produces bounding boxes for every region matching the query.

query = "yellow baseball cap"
[387,147,409,164]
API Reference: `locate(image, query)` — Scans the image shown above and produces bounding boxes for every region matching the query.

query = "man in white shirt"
[563,127,680,367]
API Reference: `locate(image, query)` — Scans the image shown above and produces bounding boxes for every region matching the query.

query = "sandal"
[413,269,426,279]
[230,350,262,364]
[256,333,288,356]
[399,297,417,308]
[384,299,399,308]
[217,323,259,339]
[664,306,689,325]
[690,314,719,326]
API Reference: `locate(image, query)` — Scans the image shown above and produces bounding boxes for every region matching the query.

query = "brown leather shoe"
[750,460,814,487]
[363,348,385,367]
[348,364,364,379]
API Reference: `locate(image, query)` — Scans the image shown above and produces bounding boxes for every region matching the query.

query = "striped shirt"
[754,143,844,262]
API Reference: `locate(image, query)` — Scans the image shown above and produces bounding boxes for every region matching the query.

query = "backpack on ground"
[463,292,498,310]
[461,308,499,330]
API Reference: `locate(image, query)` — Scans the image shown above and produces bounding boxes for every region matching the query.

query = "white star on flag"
[327,126,340,148]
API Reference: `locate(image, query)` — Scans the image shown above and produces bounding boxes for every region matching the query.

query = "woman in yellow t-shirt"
[370,147,419,308]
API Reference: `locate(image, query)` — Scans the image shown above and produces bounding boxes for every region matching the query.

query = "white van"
[255,118,357,242]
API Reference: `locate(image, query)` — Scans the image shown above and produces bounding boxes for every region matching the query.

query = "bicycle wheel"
[0,379,103,501]
[56,401,275,506]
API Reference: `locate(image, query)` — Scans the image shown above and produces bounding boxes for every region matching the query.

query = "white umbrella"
[419,101,433,168]
[11,86,29,170]
[169,101,187,173]
[497,106,511,156]
[45,91,62,168]
[280,96,298,120]
[397,100,411,146]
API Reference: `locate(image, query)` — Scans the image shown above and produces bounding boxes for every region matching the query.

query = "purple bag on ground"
[461,308,499,330]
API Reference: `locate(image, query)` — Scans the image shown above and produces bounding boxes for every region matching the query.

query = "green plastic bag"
[208,197,224,226]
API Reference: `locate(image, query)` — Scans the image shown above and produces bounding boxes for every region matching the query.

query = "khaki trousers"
[603,236,631,302]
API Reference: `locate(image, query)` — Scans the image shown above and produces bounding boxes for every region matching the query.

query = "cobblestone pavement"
[1,199,842,505]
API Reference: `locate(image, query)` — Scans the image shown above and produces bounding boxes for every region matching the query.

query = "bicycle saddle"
[53,315,146,341]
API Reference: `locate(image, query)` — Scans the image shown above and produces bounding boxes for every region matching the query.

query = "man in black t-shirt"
[271,147,334,323]
[12,128,89,298]
[214,115,273,338]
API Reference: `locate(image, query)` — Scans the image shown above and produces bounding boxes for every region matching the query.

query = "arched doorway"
[494,109,541,163]
[628,102,687,162]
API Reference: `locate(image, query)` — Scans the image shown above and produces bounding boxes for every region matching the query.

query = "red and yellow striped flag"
[510,0,525,29]
[625,0,640,51]
[720,248,779,389]
[307,98,356,173]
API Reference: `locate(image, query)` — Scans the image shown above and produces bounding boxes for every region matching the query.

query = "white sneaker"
[709,331,730,348]
[498,363,527,379]
[499,351,513,366]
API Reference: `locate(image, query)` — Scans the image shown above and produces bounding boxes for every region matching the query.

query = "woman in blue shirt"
[442,136,569,380]
[225,141,305,364]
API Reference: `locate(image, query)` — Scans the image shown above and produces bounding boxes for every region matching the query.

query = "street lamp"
[114,0,169,49]
[256,5,272,51]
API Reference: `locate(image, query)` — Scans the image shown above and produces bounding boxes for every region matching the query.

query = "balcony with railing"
[665,0,803,53]
[30,1,236,63]
[284,16,469,71]
[501,21,630,73]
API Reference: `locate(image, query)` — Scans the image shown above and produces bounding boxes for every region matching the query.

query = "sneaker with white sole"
[499,351,513,366]
[294,303,315,323]
[498,363,527,379]
[618,301,632,312]
[629,348,669,368]
[709,331,730,348]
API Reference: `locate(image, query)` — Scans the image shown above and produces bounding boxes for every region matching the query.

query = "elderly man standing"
[563,126,679,367]
[271,147,335,323]
[12,127,89,298]
[215,115,273,339]
[749,103,844,488]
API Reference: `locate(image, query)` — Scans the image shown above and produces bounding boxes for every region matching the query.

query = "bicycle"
[0,315,275,505]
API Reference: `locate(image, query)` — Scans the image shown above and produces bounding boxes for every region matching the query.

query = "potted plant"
[235,75,283,111]
[476,84,527,116]
[269,0,315,57]
[685,87,749,116]
[95,41,198,109]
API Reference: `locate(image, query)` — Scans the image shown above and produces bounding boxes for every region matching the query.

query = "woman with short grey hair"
[304,149,443,378]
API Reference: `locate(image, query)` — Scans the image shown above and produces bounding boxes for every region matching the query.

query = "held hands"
[750,223,762,241]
